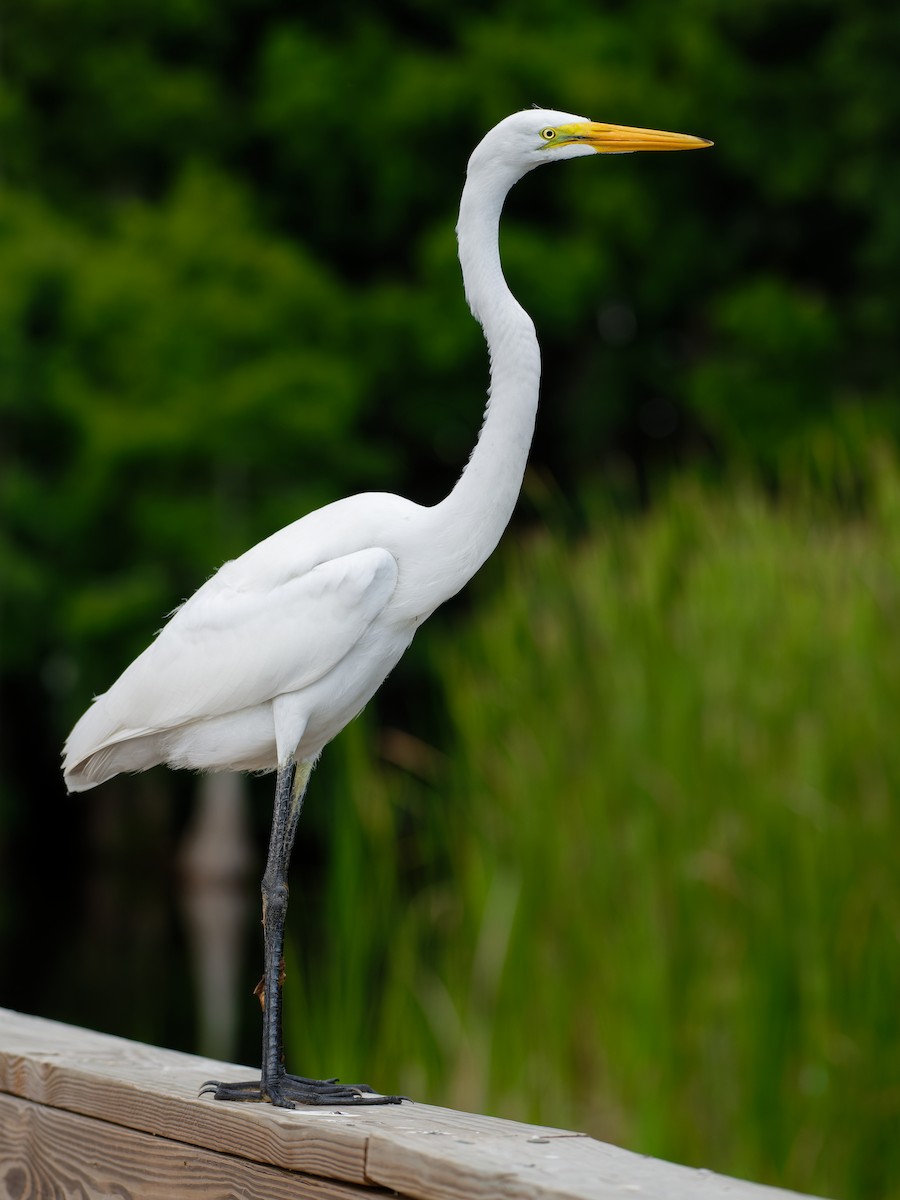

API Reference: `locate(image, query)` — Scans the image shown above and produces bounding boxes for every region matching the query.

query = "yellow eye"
[540,128,557,141]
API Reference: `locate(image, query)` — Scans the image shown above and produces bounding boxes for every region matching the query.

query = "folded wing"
[63,546,399,788]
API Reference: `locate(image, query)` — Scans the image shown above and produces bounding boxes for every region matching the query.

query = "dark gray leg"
[202,761,403,1107]
[259,759,306,1093]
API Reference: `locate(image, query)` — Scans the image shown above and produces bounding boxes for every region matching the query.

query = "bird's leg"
[202,760,403,1108]
[258,758,307,1094]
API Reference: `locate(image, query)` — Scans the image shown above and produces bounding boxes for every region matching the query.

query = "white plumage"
[65,496,412,785]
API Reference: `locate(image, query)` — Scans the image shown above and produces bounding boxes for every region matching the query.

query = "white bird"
[63,109,711,1107]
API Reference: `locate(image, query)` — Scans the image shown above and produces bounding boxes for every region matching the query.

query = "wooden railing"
[0,1008,821,1199]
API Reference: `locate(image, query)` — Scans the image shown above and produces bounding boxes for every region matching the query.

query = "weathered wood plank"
[0,1008,579,1185]
[366,1127,814,1200]
[0,1009,826,1200]
[0,1007,372,1182]
[0,1091,388,1200]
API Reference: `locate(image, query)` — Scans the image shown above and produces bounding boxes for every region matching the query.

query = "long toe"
[201,1079,264,1102]
[271,1074,404,1108]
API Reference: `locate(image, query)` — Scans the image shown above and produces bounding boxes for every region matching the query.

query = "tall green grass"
[285,458,900,1200]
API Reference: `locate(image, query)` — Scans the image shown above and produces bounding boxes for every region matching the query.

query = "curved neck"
[427,161,541,599]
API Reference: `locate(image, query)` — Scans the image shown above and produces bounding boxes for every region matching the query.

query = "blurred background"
[2,1,899,1196]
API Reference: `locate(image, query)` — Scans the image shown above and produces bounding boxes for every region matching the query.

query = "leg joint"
[262,875,289,921]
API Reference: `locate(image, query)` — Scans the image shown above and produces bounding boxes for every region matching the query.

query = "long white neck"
[427,159,540,600]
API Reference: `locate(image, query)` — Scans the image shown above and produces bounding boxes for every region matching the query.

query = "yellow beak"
[563,121,713,153]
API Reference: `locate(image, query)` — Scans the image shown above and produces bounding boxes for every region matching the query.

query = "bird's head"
[467,108,712,184]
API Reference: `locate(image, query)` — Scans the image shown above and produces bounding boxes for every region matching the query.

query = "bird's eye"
[540,128,557,141]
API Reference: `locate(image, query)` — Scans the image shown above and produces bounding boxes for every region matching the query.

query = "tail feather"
[62,692,159,792]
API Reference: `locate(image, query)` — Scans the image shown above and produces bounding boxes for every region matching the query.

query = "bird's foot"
[200,1073,405,1108]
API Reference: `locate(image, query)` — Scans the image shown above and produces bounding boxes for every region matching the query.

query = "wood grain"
[0,1092,387,1200]
[365,1127,817,1200]
[0,1008,826,1200]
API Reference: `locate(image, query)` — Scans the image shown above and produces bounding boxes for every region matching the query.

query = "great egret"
[63,109,711,1108]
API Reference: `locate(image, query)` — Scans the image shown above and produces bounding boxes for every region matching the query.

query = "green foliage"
[1,173,387,688]
[688,276,843,464]
[291,458,900,1200]
[4,0,900,691]
[5,0,900,508]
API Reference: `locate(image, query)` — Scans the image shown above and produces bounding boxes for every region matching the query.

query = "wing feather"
[64,547,399,778]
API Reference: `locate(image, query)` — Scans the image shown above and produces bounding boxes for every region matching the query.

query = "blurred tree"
[1,174,389,687]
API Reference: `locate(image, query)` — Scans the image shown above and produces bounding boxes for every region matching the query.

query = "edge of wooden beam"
[0,1008,828,1200]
